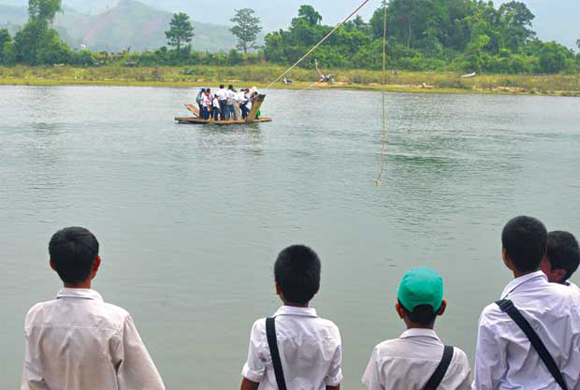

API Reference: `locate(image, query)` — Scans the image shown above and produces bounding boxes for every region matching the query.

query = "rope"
[266,0,374,89]
[374,0,388,186]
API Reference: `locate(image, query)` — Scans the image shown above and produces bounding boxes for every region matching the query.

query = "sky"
[1,0,578,49]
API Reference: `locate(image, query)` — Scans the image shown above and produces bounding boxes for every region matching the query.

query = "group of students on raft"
[196,84,260,121]
[21,215,580,390]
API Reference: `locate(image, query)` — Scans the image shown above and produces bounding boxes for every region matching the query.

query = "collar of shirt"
[56,288,104,301]
[273,305,318,318]
[399,328,441,341]
[500,270,547,299]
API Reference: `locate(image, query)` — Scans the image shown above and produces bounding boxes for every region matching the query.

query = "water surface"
[1,86,579,390]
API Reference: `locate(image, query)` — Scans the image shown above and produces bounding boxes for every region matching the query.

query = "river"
[1,86,579,390]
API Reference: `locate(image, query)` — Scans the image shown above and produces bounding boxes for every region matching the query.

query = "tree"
[294,5,322,27]
[230,8,262,53]
[165,13,194,52]
[577,38,580,50]
[28,0,61,28]
[0,29,14,65]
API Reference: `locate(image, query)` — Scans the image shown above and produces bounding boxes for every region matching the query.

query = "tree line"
[1,0,579,75]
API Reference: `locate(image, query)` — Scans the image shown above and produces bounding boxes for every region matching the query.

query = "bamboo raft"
[175,94,272,125]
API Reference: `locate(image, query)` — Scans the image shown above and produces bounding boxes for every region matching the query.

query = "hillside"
[0,0,243,53]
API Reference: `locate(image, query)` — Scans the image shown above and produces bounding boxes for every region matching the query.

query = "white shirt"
[226,90,236,105]
[22,288,165,390]
[567,280,580,294]
[236,91,247,103]
[216,88,227,101]
[472,271,580,390]
[213,97,220,107]
[362,329,471,390]
[242,306,342,390]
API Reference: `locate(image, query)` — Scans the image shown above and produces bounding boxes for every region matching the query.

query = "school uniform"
[226,90,237,120]
[216,88,228,120]
[362,329,471,390]
[21,288,164,390]
[242,306,342,390]
[567,280,580,293]
[472,271,580,390]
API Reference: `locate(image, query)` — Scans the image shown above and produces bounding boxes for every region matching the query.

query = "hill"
[0,0,243,53]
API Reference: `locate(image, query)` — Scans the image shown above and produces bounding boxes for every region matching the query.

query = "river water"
[0,86,579,389]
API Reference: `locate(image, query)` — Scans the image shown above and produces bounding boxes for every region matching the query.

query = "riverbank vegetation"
[2,65,578,96]
[1,0,579,77]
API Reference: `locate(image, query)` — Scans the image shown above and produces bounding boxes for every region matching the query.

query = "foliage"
[0,29,14,65]
[165,13,194,52]
[2,0,579,75]
[230,8,262,53]
[264,1,580,74]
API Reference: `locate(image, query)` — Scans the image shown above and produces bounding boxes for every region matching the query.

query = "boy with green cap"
[362,267,471,390]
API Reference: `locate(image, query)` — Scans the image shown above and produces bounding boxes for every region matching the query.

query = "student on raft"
[216,84,228,120]
[240,245,343,390]
[472,216,580,390]
[21,227,165,390]
[196,88,205,117]
[239,88,249,119]
[202,88,212,120]
[226,85,238,121]
[361,267,471,390]
[541,230,580,292]
[212,94,220,121]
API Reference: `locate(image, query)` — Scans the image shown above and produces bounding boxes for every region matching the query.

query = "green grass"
[1,65,579,96]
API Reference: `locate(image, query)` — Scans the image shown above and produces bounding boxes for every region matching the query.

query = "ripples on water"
[1,86,579,389]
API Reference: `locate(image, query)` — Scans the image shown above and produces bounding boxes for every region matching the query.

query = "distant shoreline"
[1,66,579,97]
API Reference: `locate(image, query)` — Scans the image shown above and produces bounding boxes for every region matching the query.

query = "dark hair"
[399,301,437,326]
[200,88,205,92]
[219,84,224,88]
[547,231,580,281]
[228,84,233,90]
[502,216,547,273]
[274,245,321,304]
[49,227,99,285]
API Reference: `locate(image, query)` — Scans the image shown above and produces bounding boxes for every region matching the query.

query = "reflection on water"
[1,86,579,390]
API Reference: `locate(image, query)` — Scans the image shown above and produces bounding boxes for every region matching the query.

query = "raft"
[175,94,272,125]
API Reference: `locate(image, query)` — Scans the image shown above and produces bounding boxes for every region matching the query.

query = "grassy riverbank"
[1,65,579,96]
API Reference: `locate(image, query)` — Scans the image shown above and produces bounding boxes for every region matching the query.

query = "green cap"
[397,267,444,312]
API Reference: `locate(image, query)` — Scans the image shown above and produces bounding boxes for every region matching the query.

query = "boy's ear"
[437,299,447,316]
[395,302,405,320]
[49,259,56,271]
[502,248,513,271]
[275,282,281,296]
[90,256,102,280]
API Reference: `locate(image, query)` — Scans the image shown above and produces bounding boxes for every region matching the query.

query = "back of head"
[502,216,547,273]
[228,84,233,90]
[49,227,99,285]
[547,231,580,281]
[398,267,444,327]
[274,245,321,305]
[220,84,224,89]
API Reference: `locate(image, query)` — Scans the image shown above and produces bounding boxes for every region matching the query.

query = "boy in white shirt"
[21,227,165,390]
[240,245,342,390]
[472,216,580,390]
[362,267,471,390]
[541,230,580,292]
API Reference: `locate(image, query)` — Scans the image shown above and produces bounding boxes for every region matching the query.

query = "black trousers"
[219,100,227,120]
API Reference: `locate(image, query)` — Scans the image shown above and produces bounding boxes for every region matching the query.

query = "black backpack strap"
[423,345,454,390]
[495,299,569,390]
[266,317,287,390]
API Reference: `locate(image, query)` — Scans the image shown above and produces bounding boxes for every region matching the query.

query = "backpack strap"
[266,317,287,390]
[495,299,569,390]
[423,345,454,390]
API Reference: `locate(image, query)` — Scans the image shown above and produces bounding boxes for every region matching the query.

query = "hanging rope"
[266,0,374,89]
[374,0,388,186]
